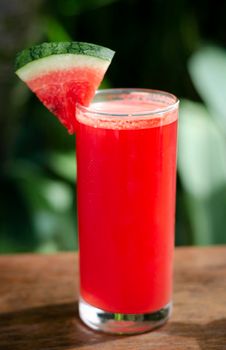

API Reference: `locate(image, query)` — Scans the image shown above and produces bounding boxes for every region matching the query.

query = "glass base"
[79,298,172,334]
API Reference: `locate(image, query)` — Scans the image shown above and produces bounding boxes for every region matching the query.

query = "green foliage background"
[1,0,226,253]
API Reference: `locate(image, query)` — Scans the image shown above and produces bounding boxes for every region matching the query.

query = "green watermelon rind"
[15,41,115,72]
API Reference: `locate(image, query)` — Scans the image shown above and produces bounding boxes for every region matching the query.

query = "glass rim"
[76,88,179,118]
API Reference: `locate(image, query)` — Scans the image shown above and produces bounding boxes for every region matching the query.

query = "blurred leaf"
[41,180,73,211]
[53,209,77,251]
[181,186,226,245]
[34,211,60,239]
[34,209,76,251]
[178,100,226,199]
[189,46,226,131]
[41,15,71,41]
[36,240,59,253]
[48,151,76,182]
[178,100,226,244]
[7,158,76,250]
[9,159,72,212]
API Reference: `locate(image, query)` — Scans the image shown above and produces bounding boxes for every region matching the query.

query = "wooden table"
[0,246,226,350]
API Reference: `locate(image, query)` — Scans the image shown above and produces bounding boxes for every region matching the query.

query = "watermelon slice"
[15,42,115,134]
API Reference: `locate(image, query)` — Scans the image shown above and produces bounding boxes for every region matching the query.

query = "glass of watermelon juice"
[76,88,179,334]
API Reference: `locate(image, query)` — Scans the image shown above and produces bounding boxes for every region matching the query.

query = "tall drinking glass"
[76,89,179,334]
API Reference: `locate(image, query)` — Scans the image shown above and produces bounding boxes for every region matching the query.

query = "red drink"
[76,89,178,333]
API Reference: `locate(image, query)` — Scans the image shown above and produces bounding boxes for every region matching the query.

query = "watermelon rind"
[15,41,115,72]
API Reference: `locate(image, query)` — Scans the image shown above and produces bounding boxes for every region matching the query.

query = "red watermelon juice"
[76,89,178,332]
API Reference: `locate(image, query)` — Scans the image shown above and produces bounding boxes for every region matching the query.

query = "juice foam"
[76,95,177,129]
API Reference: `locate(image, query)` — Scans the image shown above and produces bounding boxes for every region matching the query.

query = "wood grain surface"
[0,246,226,350]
